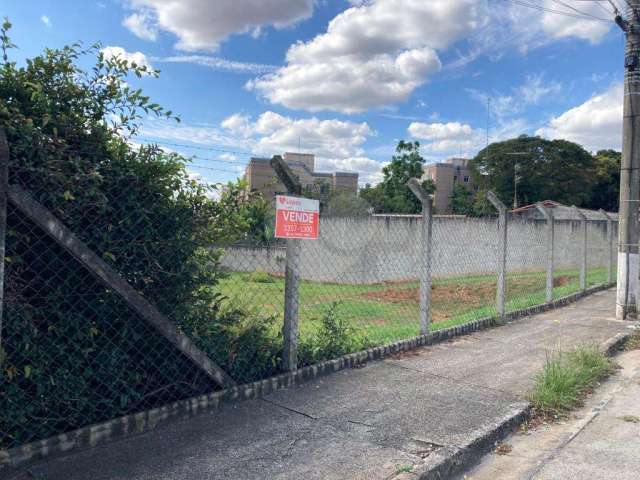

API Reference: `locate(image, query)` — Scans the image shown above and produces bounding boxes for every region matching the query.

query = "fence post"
[0,128,7,347]
[572,206,588,292]
[600,209,615,285]
[270,155,302,372]
[535,202,554,304]
[486,191,507,320]
[407,178,433,335]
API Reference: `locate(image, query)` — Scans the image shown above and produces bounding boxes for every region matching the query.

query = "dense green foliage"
[298,303,371,365]
[360,140,436,214]
[471,136,596,208]
[584,150,620,212]
[0,20,280,448]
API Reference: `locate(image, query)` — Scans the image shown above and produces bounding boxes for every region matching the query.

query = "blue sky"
[2,0,626,185]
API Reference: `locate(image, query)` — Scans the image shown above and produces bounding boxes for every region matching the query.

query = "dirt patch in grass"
[361,282,497,306]
[360,276,550,323]
[553,275,571,287]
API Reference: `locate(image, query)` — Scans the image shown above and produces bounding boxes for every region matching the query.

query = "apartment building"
[422,158,476,213]
[244,152,358,202]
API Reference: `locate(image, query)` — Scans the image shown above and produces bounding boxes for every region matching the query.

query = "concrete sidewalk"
[10,289,634,480]
[467,348,640,480]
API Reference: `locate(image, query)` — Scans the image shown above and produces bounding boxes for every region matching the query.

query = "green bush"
[0,19,279,449]
[299,303,371,366]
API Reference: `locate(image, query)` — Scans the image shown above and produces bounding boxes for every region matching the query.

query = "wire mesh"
[0,148,618,451]
[431,213,499,327]
[297,214,421,361]
[586,220,611,287]
[505,215,548,311]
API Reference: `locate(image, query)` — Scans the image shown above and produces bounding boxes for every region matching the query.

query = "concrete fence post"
[270,155,303,372]
[535,202,554,303]
[407,178,433,334]
[600,209,615,285]
[486,191,507,320]
[572,206,588,292]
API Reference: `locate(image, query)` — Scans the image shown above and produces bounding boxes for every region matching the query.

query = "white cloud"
[409,121,485,156]
[475,1,613,58]
[540,0,611,44]
[536,83,622,151]
[40,15,51,28]
[123,11,158,41]
[140,118,245,150]
[156,55,277,74]
[409,116,531,160]
[222,111,374,159]
[468,73,562,120]
[101,46,153,71]
[517,73,562,104]
[220,111,385,183]
[123,0,314,51]
[249,0,479,113]
[318,157,388,185]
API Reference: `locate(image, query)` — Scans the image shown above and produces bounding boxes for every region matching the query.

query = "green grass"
[217,266,609,347]
[529,345,615,416]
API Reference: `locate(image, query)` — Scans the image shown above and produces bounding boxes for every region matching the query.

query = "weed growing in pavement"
[529,345,615,418]
[625,329,640,351]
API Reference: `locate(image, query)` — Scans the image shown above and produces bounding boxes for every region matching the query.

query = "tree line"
[359,136,621,215]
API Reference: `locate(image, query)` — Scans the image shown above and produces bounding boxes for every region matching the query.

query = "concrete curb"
[413,322,635,480]
[414,403,533,480]
[0,283,615,472]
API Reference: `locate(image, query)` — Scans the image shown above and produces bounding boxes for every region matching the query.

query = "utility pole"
[485,97,490,165]
[616,2,640,320]
[505,152,528,210]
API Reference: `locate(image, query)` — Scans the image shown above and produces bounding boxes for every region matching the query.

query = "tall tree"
[471,136,595,207]
[360,140,435,213]
[585,150,620,212]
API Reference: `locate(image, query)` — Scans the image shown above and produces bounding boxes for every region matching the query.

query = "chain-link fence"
[0,144,618,452]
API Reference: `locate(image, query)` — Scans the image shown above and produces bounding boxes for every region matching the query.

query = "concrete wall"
[220,215,616,284]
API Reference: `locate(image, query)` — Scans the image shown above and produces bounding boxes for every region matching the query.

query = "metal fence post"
[572,206,588,292]
[535,202,554,303]
[407,178,433,335]
[600,209,615,285]
[270,155,303,371]
[486,191,507,320]
[0,128,8,347]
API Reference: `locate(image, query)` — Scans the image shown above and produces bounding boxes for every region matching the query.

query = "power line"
[136,138,254,157]
[499,0,615,22]
[549,0,615,19]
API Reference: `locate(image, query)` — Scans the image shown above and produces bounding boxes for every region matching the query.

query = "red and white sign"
[275,195,319,240]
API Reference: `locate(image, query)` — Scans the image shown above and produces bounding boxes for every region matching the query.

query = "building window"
[463,175,469,183]
[453,175,458,182]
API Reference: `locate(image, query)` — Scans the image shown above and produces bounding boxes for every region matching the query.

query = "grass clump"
[247,271,276,283]
[529,345,615,417]
[625,329,640,350]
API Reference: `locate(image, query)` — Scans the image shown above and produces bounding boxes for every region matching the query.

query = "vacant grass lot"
[218,267,609,346]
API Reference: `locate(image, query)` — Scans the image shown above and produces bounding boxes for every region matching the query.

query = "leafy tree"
[585,150,620,212]
[360,140,435,213]
[450,183,474,214]
[0,19,279,448]
[324,191,372,217]
[471,136,595,208]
